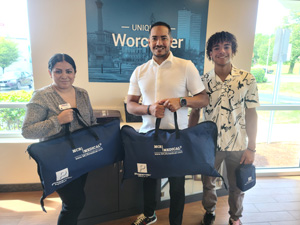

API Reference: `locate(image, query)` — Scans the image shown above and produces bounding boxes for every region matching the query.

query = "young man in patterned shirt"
[188,31,260,225]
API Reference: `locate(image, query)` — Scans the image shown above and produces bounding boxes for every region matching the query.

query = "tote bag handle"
[65,108,99,149]
[154,111,180,140]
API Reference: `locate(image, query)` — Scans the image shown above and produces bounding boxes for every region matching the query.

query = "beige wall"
[27,0,129,113]
[0,0,258,184]
[204,0,258,73]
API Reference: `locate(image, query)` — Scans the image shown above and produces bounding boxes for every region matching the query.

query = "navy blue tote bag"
[26,108,124,211]
[121,112,222,179]
[236,163,256,191]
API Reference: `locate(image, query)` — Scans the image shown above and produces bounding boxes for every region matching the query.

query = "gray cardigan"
[22,84,96,141]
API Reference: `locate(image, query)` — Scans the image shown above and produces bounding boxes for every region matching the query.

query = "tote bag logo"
[73,143,103,160]
[245,176,255,186]
[56,168,69,181]
[134,163,151,177]
[52,168,72,186]
[137,163,147,173]
[154,145,183,155]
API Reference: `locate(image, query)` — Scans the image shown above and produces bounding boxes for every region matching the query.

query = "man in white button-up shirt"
[189,31,260,225]
[127,21,209,225]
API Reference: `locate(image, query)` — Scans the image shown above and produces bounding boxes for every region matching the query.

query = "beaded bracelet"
[247,147,256,152]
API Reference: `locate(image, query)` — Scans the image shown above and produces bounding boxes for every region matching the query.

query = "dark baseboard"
[0,183,42,192]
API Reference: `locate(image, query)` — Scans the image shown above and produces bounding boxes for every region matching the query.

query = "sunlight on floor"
[0,200,55,212]
[46,197,62,203]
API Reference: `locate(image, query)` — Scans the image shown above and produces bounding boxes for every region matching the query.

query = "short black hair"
[48,53,77,73]
[206,31,238,60]
[149,21,171,36]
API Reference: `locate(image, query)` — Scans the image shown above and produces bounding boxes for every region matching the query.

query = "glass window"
[252,0,300,169]
[0,0,33,136]
[256,107,300,168]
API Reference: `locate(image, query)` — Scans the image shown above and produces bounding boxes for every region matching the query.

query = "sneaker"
[228,218,242,225]
[200,212,215,225]
[131,213,157,225]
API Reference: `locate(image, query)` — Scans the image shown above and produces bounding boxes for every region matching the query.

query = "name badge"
[59,103,71,110]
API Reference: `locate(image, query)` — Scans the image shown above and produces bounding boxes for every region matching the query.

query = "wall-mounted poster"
[85,0,209,83]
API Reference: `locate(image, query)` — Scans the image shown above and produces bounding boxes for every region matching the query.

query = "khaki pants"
[202,151,245,220]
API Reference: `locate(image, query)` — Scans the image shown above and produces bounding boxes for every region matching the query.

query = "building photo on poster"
[85,0,209,83]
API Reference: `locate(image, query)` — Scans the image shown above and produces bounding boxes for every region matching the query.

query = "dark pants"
[56,173,88,225]
[144,176,185,225]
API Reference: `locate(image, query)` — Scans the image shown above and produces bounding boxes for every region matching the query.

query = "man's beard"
[153,47,170,58]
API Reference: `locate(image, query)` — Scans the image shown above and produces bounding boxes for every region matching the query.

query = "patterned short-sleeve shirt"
[202,66,260,151]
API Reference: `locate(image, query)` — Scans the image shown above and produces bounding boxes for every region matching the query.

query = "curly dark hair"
[206,31,237,60]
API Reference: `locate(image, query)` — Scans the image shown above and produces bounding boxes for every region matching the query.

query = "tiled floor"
[0,176,299,225]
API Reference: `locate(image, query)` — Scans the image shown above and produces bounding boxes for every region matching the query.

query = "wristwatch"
[180,97,187,107]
